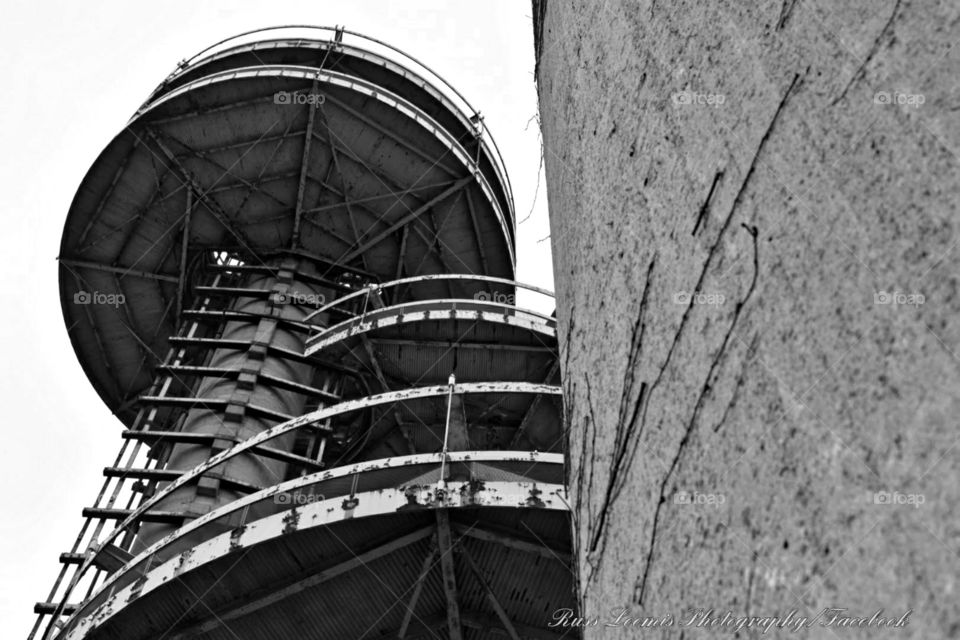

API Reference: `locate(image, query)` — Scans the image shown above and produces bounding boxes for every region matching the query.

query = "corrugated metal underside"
[148,39,514,229]
[60,64,514,425]
[319,315,559,387]
[319,315,563,456]
[84,509,575,640]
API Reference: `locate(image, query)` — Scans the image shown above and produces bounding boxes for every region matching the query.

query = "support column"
[136,257,334,549]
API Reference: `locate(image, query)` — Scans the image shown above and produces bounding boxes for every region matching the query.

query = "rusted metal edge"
[64,480,567,640]
[306,303,556,355]
[64,382,562,611]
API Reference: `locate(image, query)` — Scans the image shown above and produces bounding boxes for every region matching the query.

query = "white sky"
[0,1,553,635]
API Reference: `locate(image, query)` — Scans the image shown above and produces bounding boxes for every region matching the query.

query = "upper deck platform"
[58,27,517,425]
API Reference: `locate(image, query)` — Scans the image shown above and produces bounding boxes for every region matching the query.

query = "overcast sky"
[0,1,553,635]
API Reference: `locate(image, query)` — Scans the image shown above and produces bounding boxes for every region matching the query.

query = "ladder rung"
[166,337,315,364]
[59,552,85,565]
[205,262,362,290]
[154,365,341,401]
[103,466,181,481]
[34,602,78,615]
[121,431,327,469]
[82,507,186,524]
[137,397,294,422]
[91,543,134,574]
[181,309,312,333]
[168,336,249,351]
[102,467,265,494]
[122,430,230,445]
[193,285,271,297]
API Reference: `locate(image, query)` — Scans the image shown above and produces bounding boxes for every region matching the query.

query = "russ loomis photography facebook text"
[548,606,913,633]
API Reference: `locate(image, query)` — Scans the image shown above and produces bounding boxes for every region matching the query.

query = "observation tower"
[33,26,575,640]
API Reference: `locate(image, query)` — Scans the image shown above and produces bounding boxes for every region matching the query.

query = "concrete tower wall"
[534,1,960,636]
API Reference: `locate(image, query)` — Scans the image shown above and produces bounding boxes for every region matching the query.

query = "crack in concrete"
[593,76,802,589]
[583,376,599,524]
[832,0,902,105]
[627,73,801,606]
[693,170,725,236]
[777,0,800,31]
[634,222,762,606]
[586,258,657,569]
[712,332,760,433]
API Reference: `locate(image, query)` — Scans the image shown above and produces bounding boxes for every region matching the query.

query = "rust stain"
[282,508,300,534]
[229,525,246,551]
[174,548,194,577]
[526,485,546,508]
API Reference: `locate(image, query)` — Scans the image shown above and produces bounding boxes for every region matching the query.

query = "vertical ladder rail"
[32,271,224,640]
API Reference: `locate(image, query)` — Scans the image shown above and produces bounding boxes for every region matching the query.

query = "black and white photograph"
[2,1,957,638]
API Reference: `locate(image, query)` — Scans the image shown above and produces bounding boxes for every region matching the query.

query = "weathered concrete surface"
[534,1,960,637]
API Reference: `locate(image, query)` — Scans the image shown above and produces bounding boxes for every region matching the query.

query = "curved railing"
[62,456,566,639]
[135,65,517,268]
[307,299,557,355]
[148,25,515,228]
[51,382,562,635]
[303,273,556,323]
[58,451,568,637]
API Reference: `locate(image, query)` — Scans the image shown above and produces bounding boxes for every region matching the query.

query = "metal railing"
[137,63,517,269]
[303,273,555,324]
[60,451,566,640]
[156,25,515,220]
[35,380,561,639]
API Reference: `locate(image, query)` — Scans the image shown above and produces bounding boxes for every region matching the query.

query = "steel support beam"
[319,105,370,271]
[176,189,192,321]
[291,80,318,250]
[323,94,460,177]
[397,544,438,639]
[510,360,561,448]
[460,611,567,640]
[341,179,472,262]
[462,547,520,640]
[166,526,434,639]
[144,129,259,253]
[464,187,490,274]
[75,137,141,247]
[303,179,458,216]
[454,524,570,562]
[59,259,180,284]
[435,509,463,640]
[384,610,568,640]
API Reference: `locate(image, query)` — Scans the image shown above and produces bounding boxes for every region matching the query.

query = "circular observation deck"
[49,275,574,640]
[61,452,572,640]
[59,26,517,426]
[41,27,575,640]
